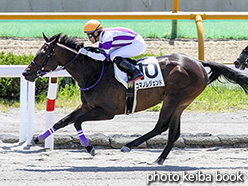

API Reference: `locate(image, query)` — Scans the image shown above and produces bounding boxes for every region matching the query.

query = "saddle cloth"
[114,56,165,114]
[114,56,165,90]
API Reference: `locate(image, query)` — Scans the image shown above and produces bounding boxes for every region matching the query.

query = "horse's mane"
[58,34,84,51]
[48,34,104,54]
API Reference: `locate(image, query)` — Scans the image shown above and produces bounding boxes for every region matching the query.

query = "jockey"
[79,19,146,83]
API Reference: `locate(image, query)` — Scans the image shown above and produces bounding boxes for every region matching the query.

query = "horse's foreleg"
[33,105,83,144]
[73,107,114,156]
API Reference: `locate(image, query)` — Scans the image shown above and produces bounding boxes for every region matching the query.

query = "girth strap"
[125,82,137,115]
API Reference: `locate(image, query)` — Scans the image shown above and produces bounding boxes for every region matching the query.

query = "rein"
[32,42,104,91]
[80,58,104,91]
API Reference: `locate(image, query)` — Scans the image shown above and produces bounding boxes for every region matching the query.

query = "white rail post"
[19,77,35,145]
[19,77,28,143]
[27,81,35,145]
[45,76,58,149]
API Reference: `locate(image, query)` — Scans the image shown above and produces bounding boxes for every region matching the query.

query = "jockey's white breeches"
[109,34,147,61]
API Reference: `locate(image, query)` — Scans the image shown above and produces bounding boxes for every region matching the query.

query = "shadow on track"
[19,165,248,173]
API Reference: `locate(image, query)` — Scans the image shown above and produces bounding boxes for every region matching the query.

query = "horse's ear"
[50,33,61,46]
[42,32,49,42]
[54,33,61,43]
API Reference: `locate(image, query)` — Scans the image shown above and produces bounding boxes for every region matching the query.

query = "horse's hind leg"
[122,65,189,151]
[123,101,185,165]
[153,95,203,165]
[121,99,177,152]
[122,64,204,164]
[154,112,182,165]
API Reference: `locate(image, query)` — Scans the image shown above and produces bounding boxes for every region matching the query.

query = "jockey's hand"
[78,48,88,55]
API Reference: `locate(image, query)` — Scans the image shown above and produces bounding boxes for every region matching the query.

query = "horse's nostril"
[234,61,239,65]
[22,71,30,77]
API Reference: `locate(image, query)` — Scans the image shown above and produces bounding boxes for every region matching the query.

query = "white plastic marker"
[45,76,58,149]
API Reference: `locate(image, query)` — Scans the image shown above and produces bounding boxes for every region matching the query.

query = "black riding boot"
[113,57,144,82]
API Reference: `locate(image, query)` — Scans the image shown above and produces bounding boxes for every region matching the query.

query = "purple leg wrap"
[77,129,89,147]
[38,127,56,142]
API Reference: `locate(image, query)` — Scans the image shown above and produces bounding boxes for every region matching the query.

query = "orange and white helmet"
[84,19,103,34]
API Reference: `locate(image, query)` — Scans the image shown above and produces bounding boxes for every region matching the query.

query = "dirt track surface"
[0,143,248,186]
[1,37,248,63]
[1,110,248,186]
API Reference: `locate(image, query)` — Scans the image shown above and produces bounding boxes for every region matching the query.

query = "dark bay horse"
[23,33,248,165]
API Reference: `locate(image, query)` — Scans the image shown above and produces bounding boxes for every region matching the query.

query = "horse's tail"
[201,61,248,93]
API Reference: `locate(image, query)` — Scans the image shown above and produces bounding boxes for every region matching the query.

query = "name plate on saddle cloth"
[114,56,165,114]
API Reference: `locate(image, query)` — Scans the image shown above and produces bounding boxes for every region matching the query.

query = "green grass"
[187,82,248,112]
[1,20,248,39]
[33,79,248,113]
[56,80,248,112]
[1,78,248,113]
[0,98,20,112]
[147,81,248,112]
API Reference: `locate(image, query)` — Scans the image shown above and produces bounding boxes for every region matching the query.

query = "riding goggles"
[87,33,94,39]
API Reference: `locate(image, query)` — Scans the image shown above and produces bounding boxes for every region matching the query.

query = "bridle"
[31,42,104,91]
[31,42,57,77]
[32,42,81,76]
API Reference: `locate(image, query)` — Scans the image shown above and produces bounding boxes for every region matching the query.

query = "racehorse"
[233,45,248,70]
[23,33,248,165]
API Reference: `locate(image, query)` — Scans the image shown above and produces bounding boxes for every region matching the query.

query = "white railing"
[0,65,70,147]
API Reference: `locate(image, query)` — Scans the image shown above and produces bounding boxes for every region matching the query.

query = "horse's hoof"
[89,147,95,156]
[86,146,95,156]
[154,158,165,165]
[33,136,39,145]
[121,146,131,152]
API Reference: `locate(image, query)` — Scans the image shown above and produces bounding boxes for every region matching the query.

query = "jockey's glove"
[78,48,89,55]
